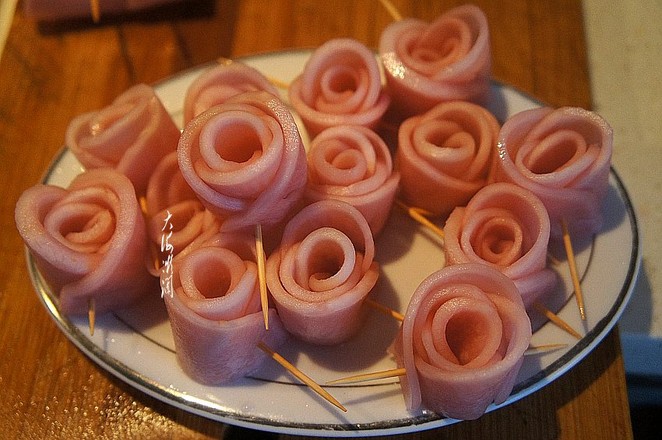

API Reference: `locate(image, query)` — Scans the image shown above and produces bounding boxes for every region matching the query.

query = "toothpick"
[327,367,406,385]
[561,219,586,320]
[90,0,100,23]
[255,224,269,330]
[257,342,347,412]
[532,302,582,339]
[395,199,445,239]
[365,298,404,321]
[88,297,95,336]
[524,343,568,356]
[266,76,291,90]
[378,0,403,21]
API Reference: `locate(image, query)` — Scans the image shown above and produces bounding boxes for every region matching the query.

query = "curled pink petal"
[266,200,378,345]
[305,125,400,235]
[183,61,280,124]
[444,182,558,308]
[178,91,307,233]
[66,84,180,195]
[164,233,288,384]
[379,4,492,118]
[145,151,198,218]
[15,168,155,315]
[397,100,500,218]
[490,106,613,241]
[289,38,390,138]
[392,263,531,419]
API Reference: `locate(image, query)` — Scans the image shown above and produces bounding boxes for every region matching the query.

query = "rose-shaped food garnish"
[66,84,180,195]
[490,106,613,241]
[164,233,288,385]
[288,38,391,138]
[15,168,155,315]
[444,182,557,308]
[178,91,307,234]
[396,100,500,218]
[266,200,379,345]
[183,61,281,124]
[379,4,491,118]
[305,125,400,235]
[391,263,531,420]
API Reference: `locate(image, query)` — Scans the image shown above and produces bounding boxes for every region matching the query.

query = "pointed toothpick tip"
[395,199,445,239]
[365,298,404,321]
[533,301,582,340]
[255,224,269,330]
[257,342,347,412]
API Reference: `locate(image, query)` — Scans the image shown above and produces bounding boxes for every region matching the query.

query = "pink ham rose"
[305,125,400,236]
[444,182,557,308]
[66,84,180,196]
[490,106,613,241]
[178,91,307,234]
[15,168,155,315]
[289,38,390,138]
[163,233,288,385]
[144,151,220,271]
[183,61,280,124]
[391,263,531,420]
[396,100,500,218]
[266,200,379,345]
[379,4,492,118]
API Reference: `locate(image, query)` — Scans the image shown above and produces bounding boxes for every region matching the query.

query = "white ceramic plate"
[28,50,641,437]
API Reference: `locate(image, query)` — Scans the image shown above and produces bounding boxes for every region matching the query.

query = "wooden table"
[0,1,634,438]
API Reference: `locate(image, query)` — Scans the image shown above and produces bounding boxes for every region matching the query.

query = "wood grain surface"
[0,1,632,439]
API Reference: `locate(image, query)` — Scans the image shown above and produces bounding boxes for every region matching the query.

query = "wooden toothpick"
[88,297,95,336]
[90,0,100,23]
[395,199,445,239]
[378,0,403,21]
[257,342,347,412]
[255,224,269,330]
[328,343,570,385]
[365,298,405,321]
[532,302,582,339]
[327,367,406,385]
[524,343,568,356]
[561,219,586,320]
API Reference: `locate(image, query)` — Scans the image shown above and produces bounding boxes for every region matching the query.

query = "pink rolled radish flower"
[14,168,155,315]
[266,200,379,345]
[164,233,288,385]
[490,106,613,241]
[391,263,531,420]
[379,4,492,118]
[305,125,400,235]
[289,38,391,138]
[144,151,221,269]
[396,100,500,218]
[183,61,281,124]
[66,84,180,195]
[444,182,557,308]
[177,91,307,234]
